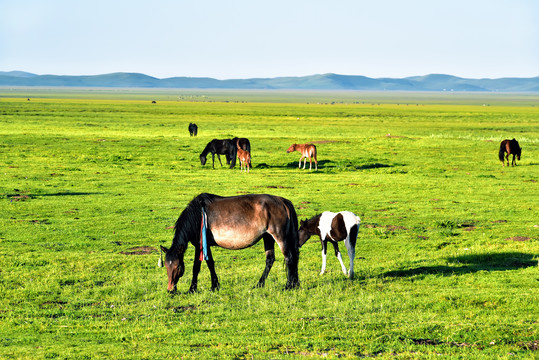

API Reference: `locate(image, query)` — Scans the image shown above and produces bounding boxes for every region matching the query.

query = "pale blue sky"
[1,0,537,79]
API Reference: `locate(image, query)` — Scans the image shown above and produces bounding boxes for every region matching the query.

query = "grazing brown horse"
[159,193,300,293]
[298,211,361,279]
[236,140,251,172]
[499,138,522,167]
[287,143,318,170]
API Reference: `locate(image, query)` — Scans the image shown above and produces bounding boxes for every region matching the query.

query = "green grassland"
[0,90,538,359]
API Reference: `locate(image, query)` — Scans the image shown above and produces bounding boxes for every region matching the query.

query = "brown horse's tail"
[498,141,506,162]
[282,197,300,288]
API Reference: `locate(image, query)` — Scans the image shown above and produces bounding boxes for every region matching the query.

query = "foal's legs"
[320,239,328,275]
[345,225,359,280]
[256,234,275,288]
[330,241,348,276]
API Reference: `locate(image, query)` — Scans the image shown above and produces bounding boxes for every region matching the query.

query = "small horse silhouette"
[188,123,198,136]
[287,143,317,170]
[499,138,521,167]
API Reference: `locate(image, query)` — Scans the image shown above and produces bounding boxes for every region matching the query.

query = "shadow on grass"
[254,160,332,169]
[254,161,401,170]
[381,252,537,278]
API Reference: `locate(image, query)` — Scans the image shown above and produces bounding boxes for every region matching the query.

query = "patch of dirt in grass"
[8,194,30,201]
[120,246,157,255]
[505,236,531,242]
[172,305,197,313]
[257,185,294,189]
[385,225,407,231]
[519,341,539,351]
[492,220,507,223]
[406,337,483,349]
[311,140,341,144]
[40,300,68,309]
[364,224,407,231]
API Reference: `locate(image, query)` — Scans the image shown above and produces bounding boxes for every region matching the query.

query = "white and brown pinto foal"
[287,143,317,170]
[298,211,361,279]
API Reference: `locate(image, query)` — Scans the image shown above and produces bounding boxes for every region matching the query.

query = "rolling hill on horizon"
[0,71,538,92]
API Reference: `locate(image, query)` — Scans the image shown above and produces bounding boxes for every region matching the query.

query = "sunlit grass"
[0,91,538,359]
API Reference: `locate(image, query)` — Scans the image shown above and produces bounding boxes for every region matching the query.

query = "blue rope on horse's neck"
[201,207,209,261]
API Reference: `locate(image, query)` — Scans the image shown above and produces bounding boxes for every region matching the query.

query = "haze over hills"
[0,71,538,92]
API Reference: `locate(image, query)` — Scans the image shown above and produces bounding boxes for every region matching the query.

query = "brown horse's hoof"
[284,281,300,290]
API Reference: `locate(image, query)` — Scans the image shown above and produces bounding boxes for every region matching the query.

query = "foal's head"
[298,217,319,247]
[160,245,186,292]
[286,144,297,153]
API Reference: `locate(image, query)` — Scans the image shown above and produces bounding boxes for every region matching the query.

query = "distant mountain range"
[1,71,538,92]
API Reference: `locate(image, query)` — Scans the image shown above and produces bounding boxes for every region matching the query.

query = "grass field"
[1,89,538,359]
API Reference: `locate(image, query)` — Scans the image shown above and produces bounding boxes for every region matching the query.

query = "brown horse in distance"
[499,138,522,167]
[287,143,318,170]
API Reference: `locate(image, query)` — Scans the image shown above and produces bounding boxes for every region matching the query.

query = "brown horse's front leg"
[189,251,202,293]
[205,247,220,291]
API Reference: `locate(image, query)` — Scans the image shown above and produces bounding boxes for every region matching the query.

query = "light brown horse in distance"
[287,143,318,170]
[236,139,251,172]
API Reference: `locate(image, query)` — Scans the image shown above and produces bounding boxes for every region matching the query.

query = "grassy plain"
[0,89,538,359]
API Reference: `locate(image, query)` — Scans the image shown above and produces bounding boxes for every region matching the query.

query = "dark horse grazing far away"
[200,139,237,169]
[160,193,300,292]
[298,211,360,279]
[188,123,198,136]
[499,138,522,167]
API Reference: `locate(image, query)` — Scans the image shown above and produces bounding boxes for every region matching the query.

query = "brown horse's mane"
[170,193,221,257]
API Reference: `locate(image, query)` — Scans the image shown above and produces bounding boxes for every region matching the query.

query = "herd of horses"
[158,124,524,293]
[190,122,318,172]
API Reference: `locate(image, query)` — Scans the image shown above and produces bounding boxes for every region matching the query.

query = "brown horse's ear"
[158,245,169,268]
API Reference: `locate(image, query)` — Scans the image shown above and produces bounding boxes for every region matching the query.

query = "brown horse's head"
[286,144,296,153]
[160,245,185,292]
